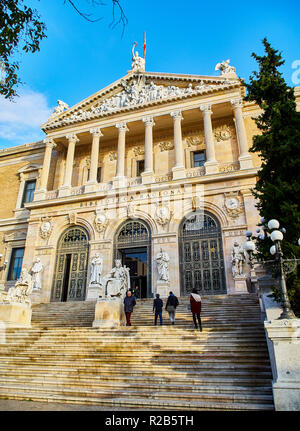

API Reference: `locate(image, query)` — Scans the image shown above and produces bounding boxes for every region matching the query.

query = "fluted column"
[34,137,56,201]
[200,104,218,174]
[170,110,185,179]
[58,133,79,196]
[113,122,128,187]
[141,116,155,184]
[231,98,253,169]
[85,128,103,192]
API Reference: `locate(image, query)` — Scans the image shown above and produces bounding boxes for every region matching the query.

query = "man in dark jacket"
[124,291,136,326]
[165,291,179,325]
[153,293,163,326]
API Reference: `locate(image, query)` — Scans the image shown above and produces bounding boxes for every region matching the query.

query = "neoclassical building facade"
[1,57,299,303]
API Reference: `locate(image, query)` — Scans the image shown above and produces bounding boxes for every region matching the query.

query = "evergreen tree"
[243,38,300,315]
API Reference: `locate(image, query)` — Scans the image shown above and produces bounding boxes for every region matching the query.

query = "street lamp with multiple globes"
[244,218,296,320]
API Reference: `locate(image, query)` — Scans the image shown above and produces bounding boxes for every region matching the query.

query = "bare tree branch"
[65,0,128,32]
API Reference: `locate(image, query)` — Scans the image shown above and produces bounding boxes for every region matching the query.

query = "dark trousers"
[125,312,132,326]
[193,313,202,330]
[154,310,163,325]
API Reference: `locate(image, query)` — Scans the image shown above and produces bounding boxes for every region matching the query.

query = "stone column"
[170,110,185,180]
[59,133,79,197]
[34,138,56,201]
[200,104,218,174]
[141,116,155,184]
[85,128,103,193]
[113,122,128,188]
[231,98,253,169]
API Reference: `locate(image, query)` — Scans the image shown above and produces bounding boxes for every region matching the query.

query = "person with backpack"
[153,293,163,326]
[190,288,202,331]
[165,291,179,325]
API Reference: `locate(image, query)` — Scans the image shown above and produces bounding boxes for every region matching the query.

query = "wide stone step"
[0,371,272,387]
[0,390,274,411]
[0,383,274,405]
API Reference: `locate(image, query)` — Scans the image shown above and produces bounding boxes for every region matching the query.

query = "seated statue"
[100,259,130,299]
[4,268,33,306]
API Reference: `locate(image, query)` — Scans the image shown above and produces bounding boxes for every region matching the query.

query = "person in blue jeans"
[153,293,163,326]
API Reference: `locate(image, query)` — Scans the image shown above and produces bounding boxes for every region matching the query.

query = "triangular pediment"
[42,71,240,131]
[18,163,42,173]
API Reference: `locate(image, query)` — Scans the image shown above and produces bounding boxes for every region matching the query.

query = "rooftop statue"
[215,59,237,78]
[49,100,69,119]
[131,41,145,72]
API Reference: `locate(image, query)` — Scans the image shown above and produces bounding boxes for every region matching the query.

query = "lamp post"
[243,218,297,320]
[268,222,296,319]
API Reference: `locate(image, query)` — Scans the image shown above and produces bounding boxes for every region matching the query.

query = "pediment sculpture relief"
[46,77,237,127]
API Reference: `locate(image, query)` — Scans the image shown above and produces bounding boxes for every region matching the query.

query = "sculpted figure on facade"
[31,258,43,290]
[89,253,103,286]
[156,248,170,282]
[231,241,246,277]
[131,42,145,72]
[100,259,130,299]
[4,268,33,306]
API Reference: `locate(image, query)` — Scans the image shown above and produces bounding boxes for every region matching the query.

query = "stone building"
[1,53,299,304]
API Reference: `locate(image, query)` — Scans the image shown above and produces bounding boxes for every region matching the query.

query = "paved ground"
[0,399,153,411]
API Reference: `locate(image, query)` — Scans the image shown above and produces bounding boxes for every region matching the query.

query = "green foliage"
[243,38,300,315]
[0,0,47,99]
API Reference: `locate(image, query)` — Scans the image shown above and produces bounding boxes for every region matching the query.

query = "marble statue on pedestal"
[100,259,130,299]
[231,241,246,277]
[215,59,237,77]
[4,268,33,306]
[156,248,170,282]
[89,254,103,286]
[31,258,43,290]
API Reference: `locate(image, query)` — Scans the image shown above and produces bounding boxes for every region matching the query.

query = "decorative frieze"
[133,146,145,157]
[159,141,174,152]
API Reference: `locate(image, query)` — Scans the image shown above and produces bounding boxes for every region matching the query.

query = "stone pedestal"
[84,182,98,194]
[86,285,101,301]
[264,319,300,411]
[239,154,253,170]
[58,185,71,197]
[92,297,126,328]
[204,161,219,175]
[156,281,169,298]
[172,166,186,180]
[232,274,248,294]
[141,171,154,185]
[0,303,32,328]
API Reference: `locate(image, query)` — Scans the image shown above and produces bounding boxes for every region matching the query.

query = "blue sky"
[0,0,299,149]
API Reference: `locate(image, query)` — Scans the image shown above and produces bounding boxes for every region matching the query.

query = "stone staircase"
[0,294,274,410]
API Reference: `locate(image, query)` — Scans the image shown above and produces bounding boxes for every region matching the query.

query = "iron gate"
[51,226,89,302]
[179,212,226,295]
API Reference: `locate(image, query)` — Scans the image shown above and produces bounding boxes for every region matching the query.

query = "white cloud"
[0,89,53,148]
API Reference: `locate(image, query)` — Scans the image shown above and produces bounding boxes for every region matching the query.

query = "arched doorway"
[114,219,151,298]
[51,226,89,302]
[179,211,226,296]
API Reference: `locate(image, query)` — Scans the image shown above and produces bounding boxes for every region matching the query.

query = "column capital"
[43,137,56,149]
[66,133,79,143]
[142,116,155,126]
[90,127,103,137]
[231,98,243,109]
[116,122,129,132]
[200,104,212,114]
[170,110,183,120]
